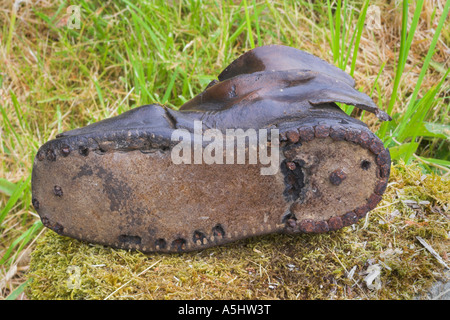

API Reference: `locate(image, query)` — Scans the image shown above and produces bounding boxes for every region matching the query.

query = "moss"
[26,162,449,300]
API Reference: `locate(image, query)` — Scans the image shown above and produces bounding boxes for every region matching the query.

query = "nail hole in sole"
[361,160,371,170]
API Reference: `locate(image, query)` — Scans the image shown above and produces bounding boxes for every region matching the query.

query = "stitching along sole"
[31,119,390,253]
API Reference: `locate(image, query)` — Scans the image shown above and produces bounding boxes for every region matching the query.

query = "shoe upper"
[55,45,390,142]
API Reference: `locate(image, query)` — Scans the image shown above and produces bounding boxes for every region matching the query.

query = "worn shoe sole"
[31,116,390,253]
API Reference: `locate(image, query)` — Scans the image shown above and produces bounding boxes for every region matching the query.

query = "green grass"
[325,0,449,168]
[379,0,450,166]
[0,0,448,299]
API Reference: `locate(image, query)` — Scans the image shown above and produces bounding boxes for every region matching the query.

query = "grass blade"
[243,0,255,48]
[5,2,17,54]
[162,68,179,105]
[326,0,337,63]
[389,142,419,161]
[418,156,450,168]
[0,178,16,197]
[252,0,261,47]
[5,278,32,300]
[0,175,31,227]
[349,0,369,76]
[0,220,43,266]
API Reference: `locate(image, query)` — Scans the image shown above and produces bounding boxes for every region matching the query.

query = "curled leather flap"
[181,64,391,122]
[217,45,356,87]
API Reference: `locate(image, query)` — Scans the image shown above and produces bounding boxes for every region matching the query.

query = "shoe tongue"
[217,45,355,87]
